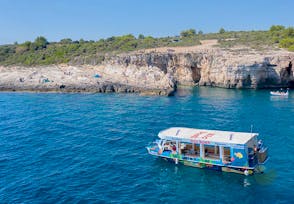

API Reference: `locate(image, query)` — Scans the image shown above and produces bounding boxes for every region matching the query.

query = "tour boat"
[147,127,269,175]
[270,89,289,96]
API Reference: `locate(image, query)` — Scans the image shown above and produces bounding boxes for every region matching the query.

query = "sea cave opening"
[191,66,201,84]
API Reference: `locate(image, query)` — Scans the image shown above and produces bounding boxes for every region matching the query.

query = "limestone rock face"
[0,46,293,95]
[104,48,294,89]
[0,63,175,96]
[196,51,294,88]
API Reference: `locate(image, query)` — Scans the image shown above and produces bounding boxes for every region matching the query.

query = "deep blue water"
[0,87,294,203]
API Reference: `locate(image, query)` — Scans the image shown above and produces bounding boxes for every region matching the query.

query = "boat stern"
[146,140,162,156]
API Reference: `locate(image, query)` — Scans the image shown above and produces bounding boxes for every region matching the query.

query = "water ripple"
[0,89,293,203]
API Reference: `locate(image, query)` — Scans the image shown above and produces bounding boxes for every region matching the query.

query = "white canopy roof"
[158,127,258,145]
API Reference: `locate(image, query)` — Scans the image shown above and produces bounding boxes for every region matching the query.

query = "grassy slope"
[0,26,293,66]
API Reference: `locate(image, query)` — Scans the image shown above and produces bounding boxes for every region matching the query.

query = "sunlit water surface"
[0,87,293,203]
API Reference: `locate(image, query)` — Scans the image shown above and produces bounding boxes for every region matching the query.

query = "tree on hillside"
[269,25,285,33]
[279,38,294,48]
[269,25,286,43]
[219,28,225,34]
[106,36,115,42]
[282,27,294,38]
[112,34,137,51]
[23,41,32,50]
[33,36,49,50]
[180,29,196,38]
[35,36,49,48]
[138,34,145,39]
[60,38,73,44]
[140,36,155,48]
[79,38,86,44]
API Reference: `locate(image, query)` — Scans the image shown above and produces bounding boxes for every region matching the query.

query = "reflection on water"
[197,86,242,99]
[175,86,194,97]
[177,86,245,100]
[253,169,277,186]
[270,95,289,101]
[243,178,251,187]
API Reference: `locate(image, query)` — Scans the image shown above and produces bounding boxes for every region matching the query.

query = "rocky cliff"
[0,64,175,95]
[0,44,293,95]
[106,47,294,89]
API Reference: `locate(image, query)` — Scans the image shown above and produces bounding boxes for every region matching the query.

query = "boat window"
[163,140,176,151]
[181,143,200,157]
[223,147,231,162]
[204,145,220,160]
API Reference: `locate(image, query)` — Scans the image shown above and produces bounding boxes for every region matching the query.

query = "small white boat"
[270,89,289,96]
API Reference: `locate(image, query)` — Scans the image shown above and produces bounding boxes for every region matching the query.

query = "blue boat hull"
[147,147,263,175]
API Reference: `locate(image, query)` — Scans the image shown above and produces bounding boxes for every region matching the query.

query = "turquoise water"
[0,87,293,203]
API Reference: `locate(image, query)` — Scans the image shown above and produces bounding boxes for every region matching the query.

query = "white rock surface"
[0,44,293,95]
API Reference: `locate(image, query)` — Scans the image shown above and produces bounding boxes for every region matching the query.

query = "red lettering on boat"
[191,131,206,139]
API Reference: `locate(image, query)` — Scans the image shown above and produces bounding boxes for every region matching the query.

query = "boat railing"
[146,141,161,152]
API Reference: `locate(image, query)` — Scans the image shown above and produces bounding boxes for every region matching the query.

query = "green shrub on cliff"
[0,45,15,62]
[0,31,201,65]
[279,38,294,49]
[0,25,293,66]
[180,29,197,38]
[269,25,285,43]
[109,34,138,51]
[288,45,294,52]
[268,25,294,50]
[219,28,226,34]
[33,36,49,50]
[216,30,272,49]
[216,25,294,51]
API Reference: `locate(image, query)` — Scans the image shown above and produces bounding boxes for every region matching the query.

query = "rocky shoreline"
[0,64,175,96]
[0,43,293,96]
[0,85,174,96]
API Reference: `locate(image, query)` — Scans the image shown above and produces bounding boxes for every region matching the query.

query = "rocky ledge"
[0,43,293,96]
[0,64,175,96]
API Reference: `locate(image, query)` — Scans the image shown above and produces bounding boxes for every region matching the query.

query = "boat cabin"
[147,127,268,175]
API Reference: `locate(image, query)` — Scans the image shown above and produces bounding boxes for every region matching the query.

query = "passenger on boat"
[186,149,197,157]
[172,145,177,152]
[249,146,258,167]
[205,149,209,157]
[222,156,231,164]
[253,145,258,154]
[191,149,197,155]
[163,143,169,151]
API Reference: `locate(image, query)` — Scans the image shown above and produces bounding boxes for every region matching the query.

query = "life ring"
[244,170,249,176]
